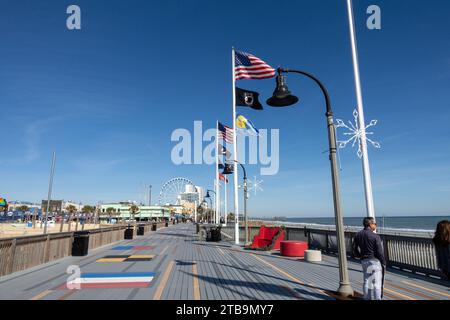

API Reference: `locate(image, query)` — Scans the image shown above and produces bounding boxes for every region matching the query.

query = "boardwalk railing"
[0,222,166,277]
[220,224,443,279]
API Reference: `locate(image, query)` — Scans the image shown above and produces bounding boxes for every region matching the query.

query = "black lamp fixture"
[266,68,299,107]
[221,163,234,175]
[205,191,211,198]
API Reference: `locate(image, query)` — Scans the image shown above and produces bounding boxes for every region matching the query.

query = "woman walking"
[432,220,450,280]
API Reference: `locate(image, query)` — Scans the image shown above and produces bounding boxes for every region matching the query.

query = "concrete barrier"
[305,250,322,262]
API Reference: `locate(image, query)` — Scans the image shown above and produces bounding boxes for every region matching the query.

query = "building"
[41,200,82,214]
[179,185,205,205]
[7,201,41,212]
[99,202,170,221]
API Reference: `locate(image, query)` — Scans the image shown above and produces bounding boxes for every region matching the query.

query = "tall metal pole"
[224,179,228,225]
[194,200,197,223]
[215,121,220,225]
[346,0,376,219]
[43,151,56,234]
[243,169,248,245]
[236,162,248,244]
[278,68,354,297]
[231,47,240,245]
[148,185,152,206]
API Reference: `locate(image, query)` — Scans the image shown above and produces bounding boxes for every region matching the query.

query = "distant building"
[99,202,170,221]
[7,201,41,212]
[179,185,205,205]
[41,200,82,214]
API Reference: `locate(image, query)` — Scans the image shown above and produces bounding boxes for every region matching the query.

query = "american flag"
[218,122,234,143]
[235,50,276,80]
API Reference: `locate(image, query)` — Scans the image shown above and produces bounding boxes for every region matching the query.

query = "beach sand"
[0,222,114,239]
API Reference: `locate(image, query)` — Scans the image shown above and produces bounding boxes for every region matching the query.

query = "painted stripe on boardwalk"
[153,260,174,300]
[401,280,450,299]
[30,289,53,300]
[192,262,201,300]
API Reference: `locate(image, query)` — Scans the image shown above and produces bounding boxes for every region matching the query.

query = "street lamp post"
[267,68,354,297]
[205,190,216,224]
[222,161,248,244]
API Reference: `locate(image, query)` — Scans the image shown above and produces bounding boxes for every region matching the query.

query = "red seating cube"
[280,241,309,257]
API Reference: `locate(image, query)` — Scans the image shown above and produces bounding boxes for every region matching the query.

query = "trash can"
[165,222,169,227]
[137,224,145,236]
[206,226,221,242]
[124,226,134,240]
[72,231,90,256]
[152,223,157,231]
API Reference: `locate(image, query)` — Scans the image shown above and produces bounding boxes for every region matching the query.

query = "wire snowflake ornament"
[247,176,264,196]
[335,109,381,159]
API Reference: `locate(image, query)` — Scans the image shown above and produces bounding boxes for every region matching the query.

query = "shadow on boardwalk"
[180,270,333,300]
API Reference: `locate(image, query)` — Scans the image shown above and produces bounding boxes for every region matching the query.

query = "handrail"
[220,224,445,280]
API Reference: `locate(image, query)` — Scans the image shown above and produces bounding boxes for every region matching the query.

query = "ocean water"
[282,216,450,232]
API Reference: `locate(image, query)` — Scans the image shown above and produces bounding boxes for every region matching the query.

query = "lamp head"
[205,191,211,198]
[266,72,299,107]
[221,163,234,175]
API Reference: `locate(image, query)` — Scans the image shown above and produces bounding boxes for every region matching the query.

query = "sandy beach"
[0,222,114,239]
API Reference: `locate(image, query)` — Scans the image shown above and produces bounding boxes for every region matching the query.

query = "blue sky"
[1,0,450,217]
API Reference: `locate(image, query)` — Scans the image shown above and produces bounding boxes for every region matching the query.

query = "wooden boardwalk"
[0,223,448,300]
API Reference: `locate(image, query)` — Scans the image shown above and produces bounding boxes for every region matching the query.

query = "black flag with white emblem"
[236,87,263,110]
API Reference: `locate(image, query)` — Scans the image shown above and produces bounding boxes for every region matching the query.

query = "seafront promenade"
[0,223,448,300]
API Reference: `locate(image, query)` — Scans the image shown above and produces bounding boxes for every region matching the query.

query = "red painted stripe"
[133,246,155,250]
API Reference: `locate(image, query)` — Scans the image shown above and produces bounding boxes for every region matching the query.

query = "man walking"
[353,217,386,300]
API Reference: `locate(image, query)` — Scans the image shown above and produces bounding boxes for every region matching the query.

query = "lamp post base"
[337,283,354,298]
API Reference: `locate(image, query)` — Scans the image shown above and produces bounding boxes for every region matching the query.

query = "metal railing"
[220,224,444,279]
[0,221,166,277]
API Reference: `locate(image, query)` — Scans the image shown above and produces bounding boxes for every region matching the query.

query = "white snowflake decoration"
[335,109,381,159]
[247,176,264,196]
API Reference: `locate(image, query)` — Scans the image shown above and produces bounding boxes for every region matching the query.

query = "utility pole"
[43,152,56,235]
[148,185,152,206]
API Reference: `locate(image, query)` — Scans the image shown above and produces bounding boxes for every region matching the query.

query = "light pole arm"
[278,68,332,116]
[234,161,247,180]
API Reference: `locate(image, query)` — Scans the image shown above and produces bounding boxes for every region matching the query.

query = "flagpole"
[346,0,376,219]
[215,121,219,224]
[232,47,240,245]
[224,179,228,225]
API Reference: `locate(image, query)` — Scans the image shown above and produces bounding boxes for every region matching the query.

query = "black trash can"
[152,223,157,231]
[137,224,145,236]
[206,226,221,242]
[165,222,169,227]
[72,231,90,256]
[124,226,134,240]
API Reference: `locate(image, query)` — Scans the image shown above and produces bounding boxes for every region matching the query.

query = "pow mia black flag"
[236,87,263,110]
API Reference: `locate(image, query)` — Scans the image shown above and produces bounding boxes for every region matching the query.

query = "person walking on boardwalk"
[353,217,386,300]
[432,220,450,280]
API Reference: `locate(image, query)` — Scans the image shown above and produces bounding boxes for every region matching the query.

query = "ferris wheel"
[158,177,195,206]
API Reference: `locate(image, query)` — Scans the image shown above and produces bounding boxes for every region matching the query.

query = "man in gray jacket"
[353,217,386,300]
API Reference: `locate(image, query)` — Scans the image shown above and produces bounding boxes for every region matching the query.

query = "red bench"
[245,226,285,251]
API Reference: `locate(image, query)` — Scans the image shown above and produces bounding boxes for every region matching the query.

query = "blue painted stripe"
[81,272,156,278]
[112,246,133,250]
